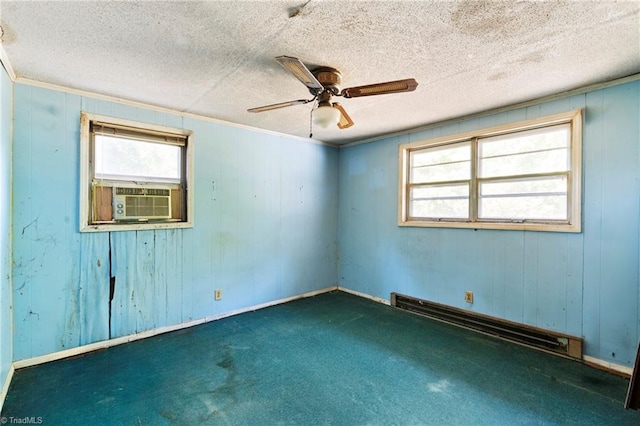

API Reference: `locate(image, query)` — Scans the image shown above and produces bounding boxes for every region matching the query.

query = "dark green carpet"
[2,291,639,425]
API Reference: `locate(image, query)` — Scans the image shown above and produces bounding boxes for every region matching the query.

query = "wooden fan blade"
[341,78,418,98]
[333,103,354,129]
[248,99,310,113]
[275,56,324,93]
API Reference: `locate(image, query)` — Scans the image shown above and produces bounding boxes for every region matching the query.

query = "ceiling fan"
[248,56,418,130]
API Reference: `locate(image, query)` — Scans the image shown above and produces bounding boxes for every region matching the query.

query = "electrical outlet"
[464,291,473,304]
[214,290,222,301]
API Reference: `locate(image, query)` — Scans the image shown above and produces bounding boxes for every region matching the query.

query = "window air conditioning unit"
[112,187,171,220]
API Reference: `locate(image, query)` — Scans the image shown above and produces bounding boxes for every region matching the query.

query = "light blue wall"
[338,81,640,366]
[11,83,339,361]
[7,78,640,368]
[0,64,12,393]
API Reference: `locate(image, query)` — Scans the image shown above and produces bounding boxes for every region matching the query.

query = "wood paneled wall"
[338,81,640,367]
[0,62,13,399]
[11,84,339,361]
[8,78,640,369]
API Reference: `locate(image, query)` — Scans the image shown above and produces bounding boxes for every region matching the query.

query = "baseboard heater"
[391,293,582,360]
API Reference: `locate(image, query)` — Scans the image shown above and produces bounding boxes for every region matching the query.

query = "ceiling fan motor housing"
[312,67,342,95]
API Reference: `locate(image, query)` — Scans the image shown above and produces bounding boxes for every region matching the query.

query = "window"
[398,110,582,232]
[80,112,194,232]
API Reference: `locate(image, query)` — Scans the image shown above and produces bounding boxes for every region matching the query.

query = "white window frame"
[398,110,582,232]
[80,112,194,232]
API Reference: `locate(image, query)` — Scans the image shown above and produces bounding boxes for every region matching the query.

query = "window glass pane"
[479,176,568,220]
[478,124,570,178]
[410,142,471,183]
[95,135,181,182]
[410,183,469,219]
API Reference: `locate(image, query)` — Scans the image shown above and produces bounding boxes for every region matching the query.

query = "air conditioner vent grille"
[114,187,170,196]
[112,187,172,220]
[125,195,170,217]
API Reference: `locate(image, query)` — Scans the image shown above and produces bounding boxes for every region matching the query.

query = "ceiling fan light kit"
[248,56,418,132]
[313,104,341,128]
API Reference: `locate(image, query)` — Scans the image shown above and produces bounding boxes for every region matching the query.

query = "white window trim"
[80,112,195,232]
[398,109,583,233]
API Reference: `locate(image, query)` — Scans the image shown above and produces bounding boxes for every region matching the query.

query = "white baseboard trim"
[0,364,15,414]
[583,355,633,377]
[13,286,338,370]
[10,286,633,381]
[338,286,390,305]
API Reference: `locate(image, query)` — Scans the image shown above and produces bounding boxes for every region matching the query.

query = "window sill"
[397,219,581,233]
[80,220,193,233]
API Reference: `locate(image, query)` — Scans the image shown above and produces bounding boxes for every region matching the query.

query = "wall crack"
[108,232,115,339]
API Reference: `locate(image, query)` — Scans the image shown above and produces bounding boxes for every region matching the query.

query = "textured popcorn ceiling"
[1,1,639,145]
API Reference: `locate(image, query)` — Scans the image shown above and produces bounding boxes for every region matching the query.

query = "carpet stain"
[217,354,235,371]
[212,347,240,405]
[582,375,605,386]
[159,411,177,421]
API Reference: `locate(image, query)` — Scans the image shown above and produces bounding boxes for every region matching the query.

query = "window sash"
[408,148,572,223]
[477,173,570,222]
[409,140,472,184]
[91,121,187,146]
[408,182,471,220]
[477,123,571,179]
[398,110,582,232]
[80,112,194,232]
[93,134,184,183]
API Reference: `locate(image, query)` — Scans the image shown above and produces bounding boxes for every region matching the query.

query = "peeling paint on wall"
[10,84,339,361]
